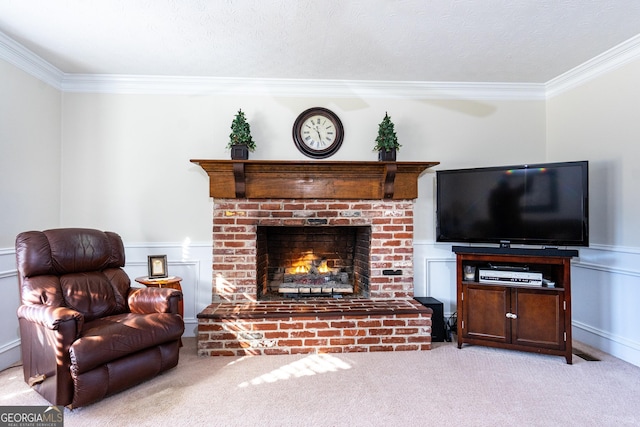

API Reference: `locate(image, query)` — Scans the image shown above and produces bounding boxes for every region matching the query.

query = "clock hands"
[301,114,338,149]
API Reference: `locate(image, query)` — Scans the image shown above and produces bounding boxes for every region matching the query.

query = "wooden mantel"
[190,160,439,200]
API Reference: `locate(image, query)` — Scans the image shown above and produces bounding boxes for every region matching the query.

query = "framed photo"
[148,255,168,279]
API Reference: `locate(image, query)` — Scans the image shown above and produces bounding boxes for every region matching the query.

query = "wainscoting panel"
[571,245,640,367]
[413,243,457,317]
[123,242,213,338]
[423,258,457,316]
[0,249,21,370]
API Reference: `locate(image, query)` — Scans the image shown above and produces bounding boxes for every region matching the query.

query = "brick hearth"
[198,299,432,356]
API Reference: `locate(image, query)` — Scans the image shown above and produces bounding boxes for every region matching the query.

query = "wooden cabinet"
[453,246,577,364]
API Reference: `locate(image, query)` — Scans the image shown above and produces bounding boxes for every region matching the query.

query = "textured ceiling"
[1,0,640,83]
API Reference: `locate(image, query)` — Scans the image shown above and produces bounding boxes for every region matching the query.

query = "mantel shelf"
[190,160,439,200]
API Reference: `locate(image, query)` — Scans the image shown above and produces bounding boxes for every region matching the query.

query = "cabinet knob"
[506,312,518,319]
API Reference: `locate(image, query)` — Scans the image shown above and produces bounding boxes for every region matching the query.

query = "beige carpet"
[1,338,639,426]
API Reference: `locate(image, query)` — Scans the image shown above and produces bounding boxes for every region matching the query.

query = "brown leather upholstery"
[15,228,184,408]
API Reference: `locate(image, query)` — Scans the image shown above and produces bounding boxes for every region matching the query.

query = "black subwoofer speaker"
[414,297,445,342]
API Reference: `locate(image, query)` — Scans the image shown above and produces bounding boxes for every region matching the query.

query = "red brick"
[357,320,382,328]
[278,339,303,347]
[263,331,290,339]
[260,203,283,210]
[283,203,305,210]
[395,345,421,351]
[306,321,330,329]
[251,323,280,330]
[318,347,344,353]
[370,345,394,351]
[304,203,328,210]
[383,319,406,327]
[329,203,351,210]
[198,340,222,349]
[290,330,316,338]
[198,324,224,331]
[395,328,420,335]
[343,346,369,353]
[291,347,315,354]
[368,328,394,336]
[330,338,356,346]
[381,336,408,344]
[238,348,263,356]
[207,350,236,356]
[357,337,381,345]
[330,321,356,328]
[210,332,238,340]
[279,322,305,330]
[264,348,290,355]
[407,319,431,326]
[237,202,260,209]
[317,329,342,337]
[342,329,367,337]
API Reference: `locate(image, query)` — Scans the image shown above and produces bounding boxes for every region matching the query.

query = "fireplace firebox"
[256,226,371,300]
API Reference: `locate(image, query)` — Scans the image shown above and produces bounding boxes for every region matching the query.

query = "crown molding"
[59,74,545,100]
[0,31,63,89]
[546,34,640,98]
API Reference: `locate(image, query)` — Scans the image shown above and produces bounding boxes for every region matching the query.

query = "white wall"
[0,60,61,368]
[0,60,61,247]
[546,57,640,366]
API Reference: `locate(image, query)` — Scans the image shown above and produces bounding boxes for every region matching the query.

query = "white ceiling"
[1,0,640,84]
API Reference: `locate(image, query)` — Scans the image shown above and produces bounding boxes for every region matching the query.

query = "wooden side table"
[135,276,184,318]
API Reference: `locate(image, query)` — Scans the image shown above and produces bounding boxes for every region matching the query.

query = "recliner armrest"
[128,287,182,315]
[17,304,83,332]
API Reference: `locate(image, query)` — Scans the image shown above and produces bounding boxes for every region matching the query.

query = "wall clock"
[292,107,344,159]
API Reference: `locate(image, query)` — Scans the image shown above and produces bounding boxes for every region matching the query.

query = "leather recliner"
[15,228,185,408]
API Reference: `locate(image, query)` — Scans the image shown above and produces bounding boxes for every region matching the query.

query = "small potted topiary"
[226,109,256,160]
[373,112,401,161]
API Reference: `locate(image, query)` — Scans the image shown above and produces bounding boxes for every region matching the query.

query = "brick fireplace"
[192,160,439,356]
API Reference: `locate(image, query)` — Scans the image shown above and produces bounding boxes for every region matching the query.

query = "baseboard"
[573,320,640,367]
[0,340,21,371]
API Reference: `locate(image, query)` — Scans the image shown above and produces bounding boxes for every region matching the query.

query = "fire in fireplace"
[256,225,371,300]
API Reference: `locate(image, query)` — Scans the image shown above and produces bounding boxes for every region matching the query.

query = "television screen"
[436,161,589,247]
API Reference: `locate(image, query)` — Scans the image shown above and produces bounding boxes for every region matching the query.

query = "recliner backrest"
[16,228,131,321]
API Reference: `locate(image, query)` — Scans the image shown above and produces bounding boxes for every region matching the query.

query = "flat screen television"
[436,161,589,247]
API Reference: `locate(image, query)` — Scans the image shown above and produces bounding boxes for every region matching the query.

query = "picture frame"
[148,255,168,279]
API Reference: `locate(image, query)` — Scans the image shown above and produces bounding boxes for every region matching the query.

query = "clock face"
[293,107,344,159]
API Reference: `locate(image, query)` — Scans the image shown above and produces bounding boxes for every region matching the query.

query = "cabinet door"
[462,284,510,343]
[511,288,564,350]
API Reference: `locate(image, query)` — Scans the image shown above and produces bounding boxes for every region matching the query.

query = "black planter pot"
[378,148,397,161]
[230,144,249,160]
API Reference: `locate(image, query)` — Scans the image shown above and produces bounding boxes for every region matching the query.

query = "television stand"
[452,246,577,364]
